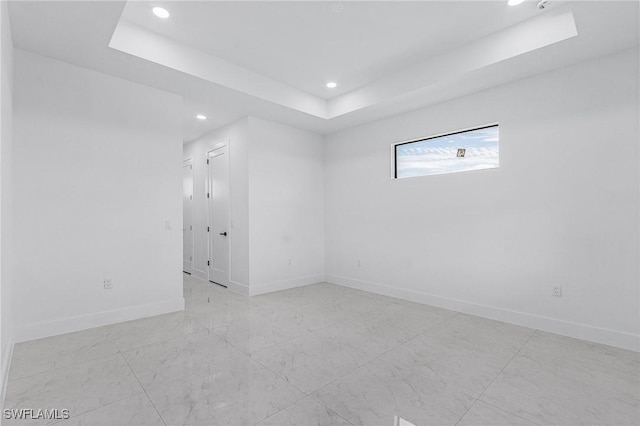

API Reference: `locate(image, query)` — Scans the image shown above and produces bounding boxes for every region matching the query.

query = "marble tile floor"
[3,273,639,426]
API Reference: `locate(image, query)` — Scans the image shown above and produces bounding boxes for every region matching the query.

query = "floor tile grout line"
[454,329,538,426]
[477,329,538,400]
[247,307,441,392]
[305,392,358,426]
[249,354,312,397]
[137,356,235,398]
[288,319,441,400]
[274,320,451,426]
[37,355,149,425]
[6,349,122,384]
[212,320,315,356]
[251,390,326,426]
[477,399,544,426]
[244,355,313,425]
[248,355,356,426]
[249,396,306,426]
[453,398,478,425]
[118,350,168,426]
[213,298,407,357]
[247,340,326,397]
[114,321,220,357]
[46,392,146,425]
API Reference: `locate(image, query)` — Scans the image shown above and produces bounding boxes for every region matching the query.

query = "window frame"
[391,123,499,179]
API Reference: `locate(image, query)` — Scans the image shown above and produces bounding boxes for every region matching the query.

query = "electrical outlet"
[104,278,113,290]
[553,286,562,297]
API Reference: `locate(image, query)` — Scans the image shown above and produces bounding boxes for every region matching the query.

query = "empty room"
[0,0,638,425]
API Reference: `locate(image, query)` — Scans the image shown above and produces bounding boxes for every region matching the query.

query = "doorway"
[207,143,230,287]
[182,159,194,274]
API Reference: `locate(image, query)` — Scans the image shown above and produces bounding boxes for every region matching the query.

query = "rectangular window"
[394,124,499,179]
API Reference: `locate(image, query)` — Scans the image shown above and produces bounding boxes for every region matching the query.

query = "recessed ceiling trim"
[328,5,577,118]
[109,20,329,119]
[110,6,576,122]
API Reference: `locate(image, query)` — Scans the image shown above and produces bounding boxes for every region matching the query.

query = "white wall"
[0,0,14,402]
[248,117,324,295]
[12,50,184,342]
[182,118,251,294]
[324,48,639,351]
[183,116,325,296]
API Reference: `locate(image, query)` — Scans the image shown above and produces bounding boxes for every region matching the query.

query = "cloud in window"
[396,125,499,178]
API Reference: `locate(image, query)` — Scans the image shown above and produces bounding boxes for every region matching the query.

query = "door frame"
[182,158,194,274]
[206,140,231,287]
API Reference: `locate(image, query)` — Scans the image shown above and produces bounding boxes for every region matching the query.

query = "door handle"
[219,232,227,236]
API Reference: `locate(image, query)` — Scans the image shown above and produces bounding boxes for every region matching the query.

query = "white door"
[182,160,194,274]
[207,144,230,287]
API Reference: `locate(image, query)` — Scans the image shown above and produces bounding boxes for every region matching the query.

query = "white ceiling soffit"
[328,6,576,117]
[109,4,577,121]
[110,20,328,118]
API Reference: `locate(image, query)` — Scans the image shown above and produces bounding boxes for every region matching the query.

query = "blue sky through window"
[395,125,499,178]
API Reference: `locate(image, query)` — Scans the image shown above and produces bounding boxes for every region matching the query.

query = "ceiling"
[121,1,540,99]
[7,1,640,143]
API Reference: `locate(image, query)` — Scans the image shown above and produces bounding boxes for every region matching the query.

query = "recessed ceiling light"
[196,114,207,120]
[507,0,526,5]
[326,82,337,88]
[152,7,170,19]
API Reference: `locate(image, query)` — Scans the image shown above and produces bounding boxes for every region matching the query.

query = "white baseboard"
[250,274,325,296]
[227,280,250,296]
[13,298,185,344]
[326,274,640,352]
[1,340,14,412]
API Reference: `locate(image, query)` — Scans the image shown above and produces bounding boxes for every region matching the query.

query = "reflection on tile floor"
[4,274,639,425]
